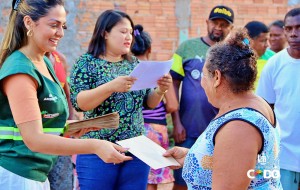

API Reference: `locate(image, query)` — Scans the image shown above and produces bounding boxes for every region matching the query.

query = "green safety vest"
[0,50,68,182]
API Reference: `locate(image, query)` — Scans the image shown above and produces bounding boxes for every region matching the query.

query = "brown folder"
[64,112,119,136]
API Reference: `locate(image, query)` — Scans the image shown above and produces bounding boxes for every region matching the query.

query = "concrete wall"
[1,0,299,68]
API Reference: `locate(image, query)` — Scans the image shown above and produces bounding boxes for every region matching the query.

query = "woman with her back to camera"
[69,10,172,190]
[164,29,282,189]
[0,1,131,189]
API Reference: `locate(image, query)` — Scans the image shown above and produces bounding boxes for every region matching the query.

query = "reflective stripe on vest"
[0,126,64,140]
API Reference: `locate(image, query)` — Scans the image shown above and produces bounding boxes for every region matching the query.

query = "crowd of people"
[0,0,299,190]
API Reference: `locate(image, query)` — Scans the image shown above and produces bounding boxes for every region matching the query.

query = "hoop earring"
[27,29,33,37]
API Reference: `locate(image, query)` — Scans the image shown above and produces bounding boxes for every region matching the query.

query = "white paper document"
[116,135,180,170]
[129,59,173,90]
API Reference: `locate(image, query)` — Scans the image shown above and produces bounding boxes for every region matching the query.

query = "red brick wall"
[0,0,298,64]
[70,0,295,61]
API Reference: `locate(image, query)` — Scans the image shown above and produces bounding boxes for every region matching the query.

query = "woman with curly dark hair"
[164,29,282,190]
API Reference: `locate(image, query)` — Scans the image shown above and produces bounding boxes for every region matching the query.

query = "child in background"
[131,24,179,190]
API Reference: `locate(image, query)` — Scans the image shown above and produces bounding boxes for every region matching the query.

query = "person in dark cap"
[244,21,275,89]
[170,5,234,190]
[205,5,234,42]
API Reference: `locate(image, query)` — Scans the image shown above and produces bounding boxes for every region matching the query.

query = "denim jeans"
[76,154,150,190]
[280,169,300,190]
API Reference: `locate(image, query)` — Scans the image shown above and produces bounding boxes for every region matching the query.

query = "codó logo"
[247,154,280,179]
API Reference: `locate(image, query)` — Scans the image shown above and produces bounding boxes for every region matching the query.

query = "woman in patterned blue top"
[69,10,172,190]
[164,29,282,189]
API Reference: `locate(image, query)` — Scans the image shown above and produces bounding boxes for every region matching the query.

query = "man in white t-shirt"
[257,8,300,190]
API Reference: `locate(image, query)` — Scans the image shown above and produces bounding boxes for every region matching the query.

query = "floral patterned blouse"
[70,53,151,142]
[182,108,282,190]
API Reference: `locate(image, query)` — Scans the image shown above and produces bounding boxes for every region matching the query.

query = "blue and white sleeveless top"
[182,108,282,190]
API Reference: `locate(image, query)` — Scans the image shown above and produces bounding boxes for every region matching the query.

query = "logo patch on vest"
[44,94,58,102]
[41,111,60,118]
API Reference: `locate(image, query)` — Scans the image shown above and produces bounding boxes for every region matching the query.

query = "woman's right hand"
[95,140,133,164]
[163,146,189,169]
[110,76,137,92]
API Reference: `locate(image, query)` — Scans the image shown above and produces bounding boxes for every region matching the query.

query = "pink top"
[51,51,67,87]
[2,74,41,124]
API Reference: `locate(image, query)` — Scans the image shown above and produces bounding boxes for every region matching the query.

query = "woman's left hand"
[156,73,172,94]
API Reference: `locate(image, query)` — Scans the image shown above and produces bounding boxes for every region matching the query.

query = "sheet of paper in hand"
[116,135,180,170]
[129,59,173,90]
[64,112,119,136]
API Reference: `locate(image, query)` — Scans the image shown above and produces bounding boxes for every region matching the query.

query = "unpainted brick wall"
[0,0,299,66]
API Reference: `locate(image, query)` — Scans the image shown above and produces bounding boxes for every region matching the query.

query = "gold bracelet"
[155,88,168,96]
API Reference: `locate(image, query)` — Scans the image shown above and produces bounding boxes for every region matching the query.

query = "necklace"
[19,49,44,64]
[20,49,56,82]
[100,54,123,63]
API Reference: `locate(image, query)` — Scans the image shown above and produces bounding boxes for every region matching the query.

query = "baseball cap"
[209,5,234,24]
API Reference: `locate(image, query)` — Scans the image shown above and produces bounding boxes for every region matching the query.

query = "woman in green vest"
[0,1,131,189]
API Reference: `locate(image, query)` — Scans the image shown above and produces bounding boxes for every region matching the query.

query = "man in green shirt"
[244,21,275,89]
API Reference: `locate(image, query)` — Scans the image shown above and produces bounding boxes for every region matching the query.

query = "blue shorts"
[173,137,198,186]
[280,169,300,190]
[76,153,150,190]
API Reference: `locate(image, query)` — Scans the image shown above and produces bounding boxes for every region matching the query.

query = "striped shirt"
[142,101,167,125]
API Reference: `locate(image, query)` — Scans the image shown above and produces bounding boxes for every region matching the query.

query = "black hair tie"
[233,49,254,61]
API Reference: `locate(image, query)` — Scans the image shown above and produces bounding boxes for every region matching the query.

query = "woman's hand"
[163,146,189,169]
[110,76,137,93]
[156,74,172,94]
[173,121,186,143]
[95,140,133,164]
